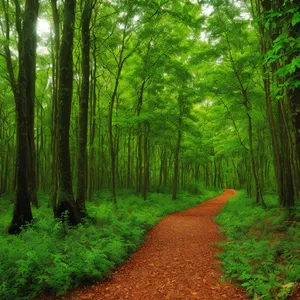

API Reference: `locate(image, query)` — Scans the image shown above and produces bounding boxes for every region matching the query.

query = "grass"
[216,190,300,300]
[0,187,220,300]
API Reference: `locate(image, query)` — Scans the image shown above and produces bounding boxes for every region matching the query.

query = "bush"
[184,182,202,194]
[0,188,221,300]
[216,191,300,300]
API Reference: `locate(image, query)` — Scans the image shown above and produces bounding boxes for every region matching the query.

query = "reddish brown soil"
[59,189,247,300]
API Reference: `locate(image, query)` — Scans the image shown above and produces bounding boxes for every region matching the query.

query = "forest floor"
[58,189,247,300]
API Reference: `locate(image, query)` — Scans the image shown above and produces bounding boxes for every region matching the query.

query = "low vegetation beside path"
[0,188,220,300]
[216,191,300,300]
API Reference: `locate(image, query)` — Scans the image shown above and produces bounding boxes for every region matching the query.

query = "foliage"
[0,0,299,298]
[265,4,300,91]
[216,191,300,299]
[0,189,220,300]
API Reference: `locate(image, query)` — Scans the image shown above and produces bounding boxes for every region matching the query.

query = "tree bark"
[76,0,92,216]
[172,96,184,200]
[127,130,132,189]
[54,0,81,225]
[50,0,60,210]
[142,124,150,200]
[242,89,264,205]
[8,0,39,233]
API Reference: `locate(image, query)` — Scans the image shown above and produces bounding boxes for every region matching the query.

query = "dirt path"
[61,189,247,300]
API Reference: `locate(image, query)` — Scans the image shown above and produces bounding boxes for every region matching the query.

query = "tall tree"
[255,0,300,206]
[54,0,81,224]
[50,0,60,210]
[76,0,93,215]
[4,0,39,233]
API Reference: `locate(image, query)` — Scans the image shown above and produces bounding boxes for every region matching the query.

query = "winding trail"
[61,189,247,300]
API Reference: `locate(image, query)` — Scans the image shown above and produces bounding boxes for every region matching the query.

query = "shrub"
[0,188,221,299]
[216,191,300,300]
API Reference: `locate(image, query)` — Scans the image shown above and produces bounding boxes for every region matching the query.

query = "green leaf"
[292,13,300,26]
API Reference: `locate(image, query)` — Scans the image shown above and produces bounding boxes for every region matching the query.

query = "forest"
[0,0,299,299]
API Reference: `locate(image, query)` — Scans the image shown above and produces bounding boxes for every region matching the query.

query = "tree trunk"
[288,18,300,199]
[136,79,146,195]
[108,62,125,203]
[8,0,39,233]
[256,0,299,205]
[87,33,97,201]
[76,0,92,216]
[50,0,60,210]
[127,130,132,189]
[142,125,150,200]
[172,97,184,200]
[242,89,264,205]
[278,101,295,207]
[54,0,81,225]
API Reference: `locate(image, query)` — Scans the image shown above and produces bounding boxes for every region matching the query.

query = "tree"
[1,0,39,233]
[50,0,60,210]
[0,0,298,234]
[206,1,265,205]
[253,0,300,206]
[54,0,81,224]
[76,0,93,216]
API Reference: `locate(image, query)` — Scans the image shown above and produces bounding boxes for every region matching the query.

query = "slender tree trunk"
[142,125,150,200]
[108,61,125,203]
[278,101,295,207]
[76,0,92,216]
[3,143,9,194]
[127,130,132,189]
[172,127,182,200]
[54,0,81,225]
[159,149,164,186]
[36,104,40,191]
[108,87,117,203]
[213,157,217,187]
[50,0,60,210]
[242,89,264,205]
[136,79,146,195]
[172,97,184,200]
[87,34,97,201]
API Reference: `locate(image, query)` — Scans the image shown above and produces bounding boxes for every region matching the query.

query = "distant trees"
[206,1,265,205]
[204,0,299,208]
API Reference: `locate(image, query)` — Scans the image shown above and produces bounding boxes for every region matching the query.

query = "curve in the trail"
[61,189,247,300]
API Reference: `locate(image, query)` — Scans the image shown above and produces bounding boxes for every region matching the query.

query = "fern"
[0,189,221,299]
[216,191,300,299]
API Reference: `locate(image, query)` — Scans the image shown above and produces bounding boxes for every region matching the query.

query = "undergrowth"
[216,191,300,300]
[0,188,220,300]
